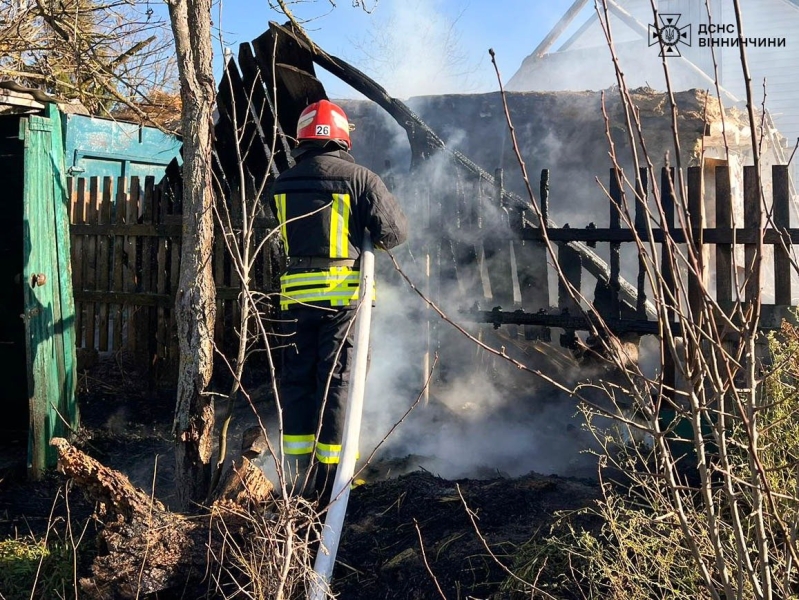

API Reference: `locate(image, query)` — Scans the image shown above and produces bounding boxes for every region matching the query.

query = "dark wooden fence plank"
[97,177,113,351]
[635,168,648,319]
[773,164,791,305]
[687,166,704,319]
[715,166,733,305]
[85,178,99,350]
[743,165,761,303]
[660,167,676,399]
[167,189,181,361]
[141,176,156,362]
[112,178,126,350]
[609,168,622,319]
[156,184,168,361]
[126,178,140,354]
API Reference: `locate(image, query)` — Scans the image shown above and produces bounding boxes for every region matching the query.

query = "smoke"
[363,281,601,480]
[346,0,481,99]
[355,147,606,482]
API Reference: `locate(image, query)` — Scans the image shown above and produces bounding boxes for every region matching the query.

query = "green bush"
[502,496,715,600]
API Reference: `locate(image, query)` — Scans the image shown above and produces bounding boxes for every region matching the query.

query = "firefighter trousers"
[279,305,356,502]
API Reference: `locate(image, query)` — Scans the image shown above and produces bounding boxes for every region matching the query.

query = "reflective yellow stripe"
[280,266,366,310]
[281,270,360,286]
[276,188,374,311]
[283,434,314,455]
[281,293,357,310]
[316,442,342,464]
[280,286,376,310]
[329,193,351,259]
[274,193,289,254]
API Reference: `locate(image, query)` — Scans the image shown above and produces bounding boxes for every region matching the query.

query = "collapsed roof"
[338,86,773,226]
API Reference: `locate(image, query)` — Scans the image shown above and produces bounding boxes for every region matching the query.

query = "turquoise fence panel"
[63,113,181,180]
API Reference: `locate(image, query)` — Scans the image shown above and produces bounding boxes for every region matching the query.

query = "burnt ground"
[334,472,601,600]
[0,355,604,599]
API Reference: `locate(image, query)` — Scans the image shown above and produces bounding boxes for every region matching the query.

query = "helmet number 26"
[316,124,331,136]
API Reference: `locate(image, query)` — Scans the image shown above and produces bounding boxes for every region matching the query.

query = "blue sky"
[213,0,588,99]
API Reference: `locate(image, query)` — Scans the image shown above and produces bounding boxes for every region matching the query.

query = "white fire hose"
[310,235,375,600]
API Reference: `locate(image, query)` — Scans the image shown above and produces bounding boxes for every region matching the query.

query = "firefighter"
[269,99,408,503]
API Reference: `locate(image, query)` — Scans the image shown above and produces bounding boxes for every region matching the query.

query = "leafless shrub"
[210,497,322,600]
[1,0,178,121]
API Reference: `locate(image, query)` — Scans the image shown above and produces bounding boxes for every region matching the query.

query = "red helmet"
[296,100,351,150]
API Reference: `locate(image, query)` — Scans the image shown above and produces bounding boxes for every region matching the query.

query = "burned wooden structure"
[212,22,650,315]
[209,22,796,384]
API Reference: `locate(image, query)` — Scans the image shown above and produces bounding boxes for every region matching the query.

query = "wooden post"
[715,166,732,306]
[168,179,182,367]
[773,164,791,305]
[540,169,550,227]
[687,166,704,320]
[661,167,676,400]
[635,168,648,320]
[156,184,169,366]
[743,165,761,303]
[609,168,622,319]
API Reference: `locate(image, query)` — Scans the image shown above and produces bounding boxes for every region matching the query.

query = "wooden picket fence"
[68,166,796,388]
[68,175,279,384]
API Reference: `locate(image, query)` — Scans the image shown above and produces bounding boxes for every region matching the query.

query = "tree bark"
[166,0,217,511]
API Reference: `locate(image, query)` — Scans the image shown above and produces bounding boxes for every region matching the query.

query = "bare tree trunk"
[166,0,217,511]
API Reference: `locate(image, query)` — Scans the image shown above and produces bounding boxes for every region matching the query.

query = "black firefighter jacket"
[268,147,408,310]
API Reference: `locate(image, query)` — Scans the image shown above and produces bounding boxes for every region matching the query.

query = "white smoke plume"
[345,0,481,99]
[357,147,605,481]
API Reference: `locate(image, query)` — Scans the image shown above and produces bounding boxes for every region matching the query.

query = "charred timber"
[516,226,799,245]
[267,21,657,320]
[464,304,797,334]
[464,307,679,336]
